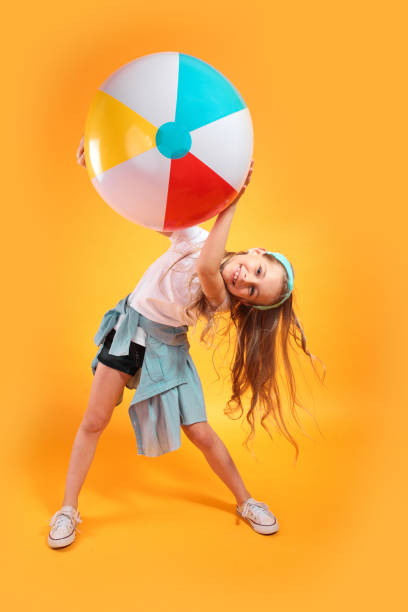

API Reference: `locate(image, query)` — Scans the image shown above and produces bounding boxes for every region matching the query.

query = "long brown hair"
[159,245,326,461]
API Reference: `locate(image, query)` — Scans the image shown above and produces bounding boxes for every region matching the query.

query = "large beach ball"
[84,52,253,230]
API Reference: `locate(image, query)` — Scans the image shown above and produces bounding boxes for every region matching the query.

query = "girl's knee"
[81,407,111,434]
[182,421,214,449]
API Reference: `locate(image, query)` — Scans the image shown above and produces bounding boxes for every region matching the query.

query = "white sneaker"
[236,497,279,535]
[48,505,82,549]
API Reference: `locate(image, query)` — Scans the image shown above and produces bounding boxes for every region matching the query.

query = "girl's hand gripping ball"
[76,134,86,168]
[228,159,254,211]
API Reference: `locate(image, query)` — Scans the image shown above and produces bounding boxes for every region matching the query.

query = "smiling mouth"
[232,264,242,286]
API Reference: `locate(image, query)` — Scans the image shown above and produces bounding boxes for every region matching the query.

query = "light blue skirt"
[91,294,208,457]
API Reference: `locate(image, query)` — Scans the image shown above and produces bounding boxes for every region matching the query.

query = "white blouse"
[114,225,210,346]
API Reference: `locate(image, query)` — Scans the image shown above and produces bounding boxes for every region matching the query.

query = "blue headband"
[252,251,294,310]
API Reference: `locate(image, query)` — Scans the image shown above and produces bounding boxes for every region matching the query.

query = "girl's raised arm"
[196,202,237,274]
[197,160,254,274]
[195,204,238,309]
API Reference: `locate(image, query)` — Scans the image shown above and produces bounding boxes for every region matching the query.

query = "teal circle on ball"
[156,121,192,159]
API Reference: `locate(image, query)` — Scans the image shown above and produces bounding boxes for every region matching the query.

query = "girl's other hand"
[76,134,86,168]
[229,159,254,208]
[243,159,254,191]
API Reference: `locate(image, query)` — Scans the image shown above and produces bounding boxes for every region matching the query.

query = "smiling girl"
[47,142,324,549]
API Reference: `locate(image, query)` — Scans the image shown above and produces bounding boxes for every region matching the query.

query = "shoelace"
[49,510,82,534]
[241,500,275,523]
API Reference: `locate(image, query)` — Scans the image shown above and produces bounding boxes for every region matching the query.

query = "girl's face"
[221,248,284,307]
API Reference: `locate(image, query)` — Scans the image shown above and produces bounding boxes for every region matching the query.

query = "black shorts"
[97,328,146,376]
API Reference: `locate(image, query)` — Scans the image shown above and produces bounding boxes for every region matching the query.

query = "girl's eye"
[249,267,261,296]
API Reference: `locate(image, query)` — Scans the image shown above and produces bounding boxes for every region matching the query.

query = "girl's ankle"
[61,502,78,510]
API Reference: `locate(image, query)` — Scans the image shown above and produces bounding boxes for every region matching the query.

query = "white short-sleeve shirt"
[114,225,210,346]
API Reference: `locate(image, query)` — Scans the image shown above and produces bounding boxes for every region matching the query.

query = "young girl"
[48,136,324,548]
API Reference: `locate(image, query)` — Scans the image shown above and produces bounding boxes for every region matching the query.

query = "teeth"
[233,264,241,285]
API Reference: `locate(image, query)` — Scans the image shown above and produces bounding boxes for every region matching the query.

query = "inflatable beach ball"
[84,52,253,230]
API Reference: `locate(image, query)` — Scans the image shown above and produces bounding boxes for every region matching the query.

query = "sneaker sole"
[48,532,76,549]
[236,508,279,535]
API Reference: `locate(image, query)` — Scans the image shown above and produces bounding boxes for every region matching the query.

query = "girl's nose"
[241,270,255,288]
[243,268,254,283]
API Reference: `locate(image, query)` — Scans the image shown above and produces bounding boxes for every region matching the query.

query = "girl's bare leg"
[61,362,132,509]
[181,422,252,506]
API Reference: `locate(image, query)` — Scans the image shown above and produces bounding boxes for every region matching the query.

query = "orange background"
[2,1,407,610]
